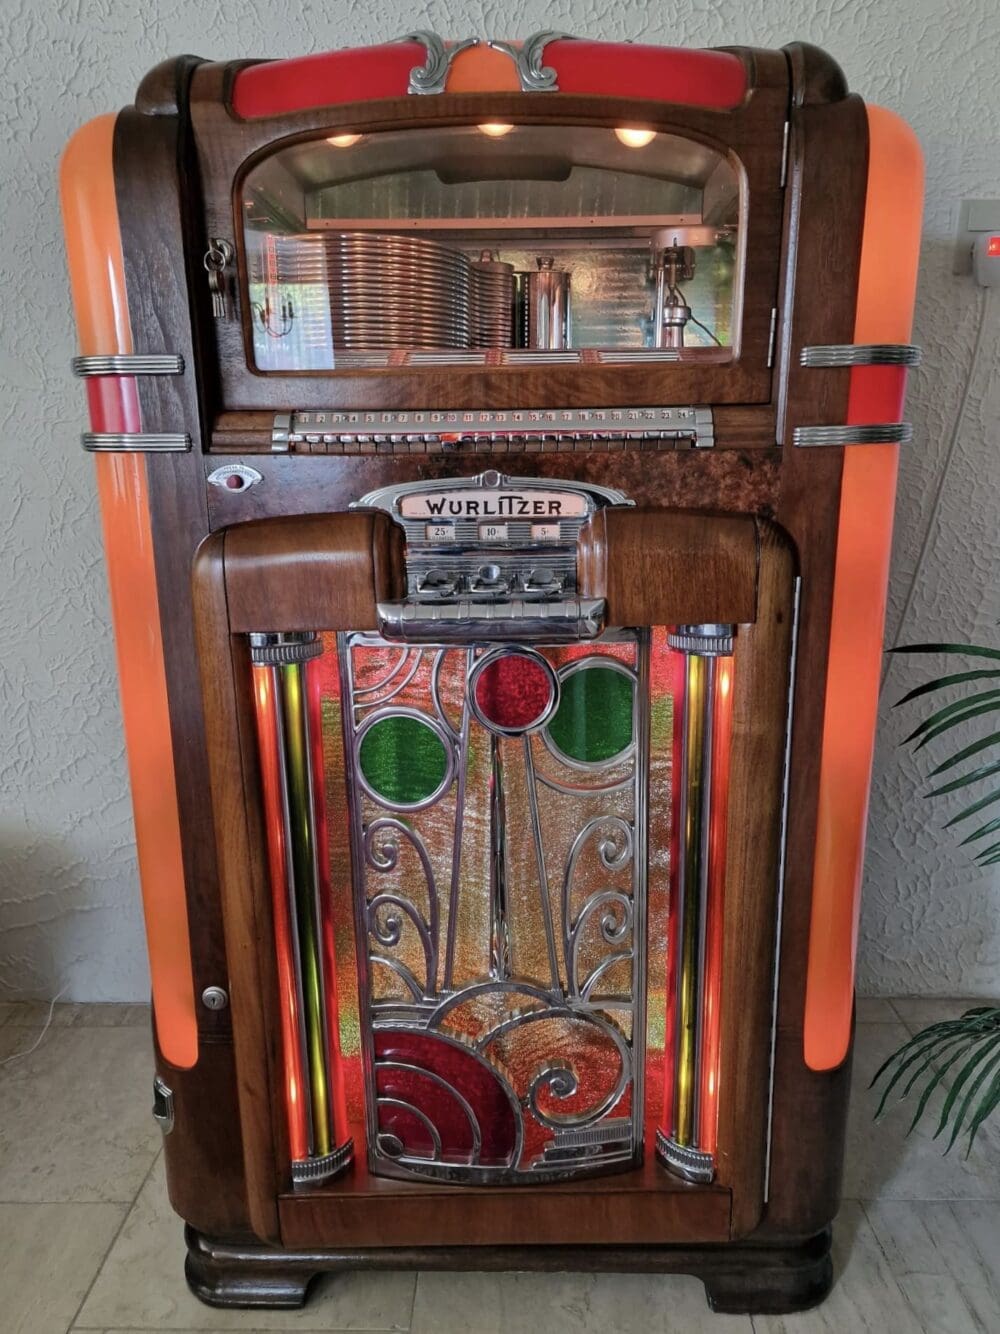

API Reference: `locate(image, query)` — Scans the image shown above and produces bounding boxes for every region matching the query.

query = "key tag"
[204,239,234,319]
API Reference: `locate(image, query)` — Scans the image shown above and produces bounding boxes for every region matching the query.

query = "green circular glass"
[546,664,634,764]
[358,714,448,806]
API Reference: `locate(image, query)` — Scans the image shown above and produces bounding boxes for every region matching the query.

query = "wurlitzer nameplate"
[354,470,631,640]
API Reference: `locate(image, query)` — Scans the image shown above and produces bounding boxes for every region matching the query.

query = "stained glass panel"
[313,631,676,1182]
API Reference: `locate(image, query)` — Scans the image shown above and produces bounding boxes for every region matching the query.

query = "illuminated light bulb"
[478,122,514,138]
[326,133,362,148]
[615,126,656,148]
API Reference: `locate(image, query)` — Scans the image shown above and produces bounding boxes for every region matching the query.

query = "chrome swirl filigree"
[562,817,634,996]
[365,818,439,993]
[400,31,479,95]
[487,31,571,91]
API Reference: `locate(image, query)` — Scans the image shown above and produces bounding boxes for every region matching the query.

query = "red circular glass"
[471,651,556,734]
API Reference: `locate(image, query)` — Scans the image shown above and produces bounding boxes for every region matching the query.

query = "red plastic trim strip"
[231,38,748,119]
[546,41,748,108]
[232,42,424,119]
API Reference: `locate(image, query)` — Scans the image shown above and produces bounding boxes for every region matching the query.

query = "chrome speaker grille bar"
[72,354,184,377]
[799,344,921,368]
[82,432,192,453]
[793,422,912,448]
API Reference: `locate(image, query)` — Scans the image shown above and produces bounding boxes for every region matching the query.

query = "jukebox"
[60,32,923,1313]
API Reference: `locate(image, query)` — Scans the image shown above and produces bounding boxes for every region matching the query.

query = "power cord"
[881,285,994,689]
[0,987,67,1065]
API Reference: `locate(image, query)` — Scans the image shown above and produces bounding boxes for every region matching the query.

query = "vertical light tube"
[250,633,353,1185]
[306,657,351,1141]
[699,655,733,1155]
[658,624,734,1184]
[251,662,310,1163]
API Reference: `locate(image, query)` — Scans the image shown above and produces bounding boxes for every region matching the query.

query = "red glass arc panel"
[231,41,424,118]
[374,1029,517,1166]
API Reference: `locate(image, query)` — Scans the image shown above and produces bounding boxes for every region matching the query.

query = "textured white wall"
[2,0,998,1001]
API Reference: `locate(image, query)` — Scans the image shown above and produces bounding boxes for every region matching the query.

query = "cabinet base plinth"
[184,1223,833,1315]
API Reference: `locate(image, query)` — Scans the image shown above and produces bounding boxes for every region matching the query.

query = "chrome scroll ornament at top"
[488,32,571,91]
[401,31,572,94]
[402,31,479,94]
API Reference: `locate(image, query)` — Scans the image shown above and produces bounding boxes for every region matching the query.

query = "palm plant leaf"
[944,787,1000,829]
[871,1008,1000,1152]
[895,669,1000,707]
[876,643,1000,1148]
[957,816,1000,846]
[890,643,1000,661]
[906,694,1000,747]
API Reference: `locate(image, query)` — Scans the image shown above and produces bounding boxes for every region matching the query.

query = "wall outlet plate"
[953,198,1000,274]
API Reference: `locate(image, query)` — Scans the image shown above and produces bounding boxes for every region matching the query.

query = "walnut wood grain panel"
[714,520,797,1239]
[759,92,869,1239]
[187,62,788,410]
[113,86,230,1036]
[155,1032,254,1239]
[578,508,759,625]
[221,510,405,631]
[191,535,280,1242]
[205,452,782,532]
[278,1153,731,1249]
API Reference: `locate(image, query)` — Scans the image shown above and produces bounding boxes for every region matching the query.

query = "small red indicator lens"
[987,235,1000,257]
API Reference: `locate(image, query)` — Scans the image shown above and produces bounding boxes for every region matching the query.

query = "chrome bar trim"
[401,31,479,94]
[280,406,713,449]
[523,734,562,990]
[152,1075,174,1134]
[799,343,922,368]
[72,353,183,377]
[793,422,912,447]
[655,1129,715,1184]
[375,597,606,642]
[488,31,570,91]
[290,1138,354,1185]
[764,576,802,1204]
[442,650,472,990]
[82,432,191,453]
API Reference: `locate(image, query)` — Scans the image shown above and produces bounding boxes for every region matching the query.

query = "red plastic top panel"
[230,38,749,120]
[545,40,747,108]
[232,41,425,119]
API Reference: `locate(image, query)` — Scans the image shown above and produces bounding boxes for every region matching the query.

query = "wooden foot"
[184,1227,314,1309]
[184,1224,834,1314]
[703,1228,833,1314]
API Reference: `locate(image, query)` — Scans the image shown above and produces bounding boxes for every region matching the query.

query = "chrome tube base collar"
[249,632,322,666]
[291,1139,354,1186]
[668,624,735,656]
[656,1129,715,1184]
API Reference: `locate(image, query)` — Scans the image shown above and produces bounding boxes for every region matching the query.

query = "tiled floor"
[1,998,998,1333]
